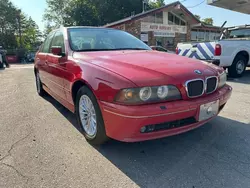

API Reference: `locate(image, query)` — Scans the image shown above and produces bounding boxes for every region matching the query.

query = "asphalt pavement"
[0,64,250,188]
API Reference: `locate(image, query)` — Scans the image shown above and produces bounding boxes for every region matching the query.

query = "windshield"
[221,28,250,39]
[68,28,151,51]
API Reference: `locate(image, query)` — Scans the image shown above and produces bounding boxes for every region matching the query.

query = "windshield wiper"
[114,48,149,50]
[74,48,149,52]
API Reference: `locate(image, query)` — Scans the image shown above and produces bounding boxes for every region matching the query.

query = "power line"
[186,0,205,8]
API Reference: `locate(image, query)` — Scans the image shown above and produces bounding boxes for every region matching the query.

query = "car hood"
[73,50,222,87]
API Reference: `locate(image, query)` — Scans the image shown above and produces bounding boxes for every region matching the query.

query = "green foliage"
[43,0,143,30]
[148,0,165,9]
[0,0,42,50]
[202,18,213,25]
[0,0,18,48]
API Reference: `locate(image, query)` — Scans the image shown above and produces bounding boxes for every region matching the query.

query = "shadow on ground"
[227,69,250,84]
[43,94,250,188]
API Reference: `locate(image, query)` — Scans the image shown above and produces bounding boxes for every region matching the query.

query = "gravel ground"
[0,64,250,188]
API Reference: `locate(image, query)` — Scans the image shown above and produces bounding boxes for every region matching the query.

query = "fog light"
[207,106,213,115]
[140,126,147,133]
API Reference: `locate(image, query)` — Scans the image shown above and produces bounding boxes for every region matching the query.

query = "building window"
[175,17,180,25]
[142,12,163,24]
[168,12,186,26]
[155,12,163,24]
[191,30,198,41]
[191,29,220,41]
[166,37,174,47]
[179,34,187,42]
[168,12,174,25]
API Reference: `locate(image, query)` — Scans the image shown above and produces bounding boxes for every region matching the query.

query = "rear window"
[229,28,250,39]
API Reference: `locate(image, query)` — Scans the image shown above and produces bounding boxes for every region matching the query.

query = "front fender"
[70,60,137,103]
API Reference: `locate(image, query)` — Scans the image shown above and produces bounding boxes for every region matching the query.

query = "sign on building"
[141,22,187,34]
[154,31,175,37]
[140,33,149,42]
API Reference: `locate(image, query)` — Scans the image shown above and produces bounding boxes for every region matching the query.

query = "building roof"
[104,1,200,27]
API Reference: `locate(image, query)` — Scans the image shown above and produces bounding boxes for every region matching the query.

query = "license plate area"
[199,100,219,121]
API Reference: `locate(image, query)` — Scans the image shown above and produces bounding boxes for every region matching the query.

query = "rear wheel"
[228,55,247,78]
[35,72,46,96]
[75,86,108,145]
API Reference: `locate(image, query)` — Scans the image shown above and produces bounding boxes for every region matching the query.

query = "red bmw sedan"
[34,27,232,145]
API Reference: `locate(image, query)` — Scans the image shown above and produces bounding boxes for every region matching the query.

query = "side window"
[50,31,65,53]
[41,33,54,53]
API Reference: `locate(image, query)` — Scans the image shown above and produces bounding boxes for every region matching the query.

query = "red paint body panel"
[35,27,232,142]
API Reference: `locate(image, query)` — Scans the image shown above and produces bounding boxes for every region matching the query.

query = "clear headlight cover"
[218,72,227,88]
[115,85,181,105]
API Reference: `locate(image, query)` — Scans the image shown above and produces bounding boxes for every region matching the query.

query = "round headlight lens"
[139,87,152,101]
[157,86,169,99]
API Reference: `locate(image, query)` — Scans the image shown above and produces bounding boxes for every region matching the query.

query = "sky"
[11,0,250,32]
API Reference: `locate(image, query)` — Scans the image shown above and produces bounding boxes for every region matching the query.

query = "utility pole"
[142,0,149,12]
[16,9,22,48]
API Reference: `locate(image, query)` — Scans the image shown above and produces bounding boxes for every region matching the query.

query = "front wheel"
[228,55,247,78]
[75,86,108,145]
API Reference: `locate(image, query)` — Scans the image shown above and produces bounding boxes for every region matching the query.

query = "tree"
[43,0,144,27]
[148,0,165,9]
[43,0,71,27]
[202,18,213,25]
[0,0,41,50]
[43,22,54,36]
[0,0,19,48]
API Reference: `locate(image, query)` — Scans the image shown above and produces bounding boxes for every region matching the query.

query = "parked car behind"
[0,46,9,68]
[177,25,250,78]
[151,46,175,54]
[34,27,232,145]
[26,52,35,62]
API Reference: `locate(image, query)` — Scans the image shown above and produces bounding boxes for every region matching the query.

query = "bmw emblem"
[194,70,202,75]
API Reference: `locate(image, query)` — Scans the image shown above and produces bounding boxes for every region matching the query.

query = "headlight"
[157,86,169,99]
[218,72,227,88]
[139,87,152,101]
[115,85,181,105]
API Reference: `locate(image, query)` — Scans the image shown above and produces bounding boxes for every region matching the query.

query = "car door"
[37,32,55,88]
[46,31,68,101]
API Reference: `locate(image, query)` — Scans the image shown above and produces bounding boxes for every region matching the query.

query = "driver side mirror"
[51,46,63,56]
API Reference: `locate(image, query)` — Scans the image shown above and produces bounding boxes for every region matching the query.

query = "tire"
[75,86,108,145]
[228,55,247,78]
[35,72,46,96]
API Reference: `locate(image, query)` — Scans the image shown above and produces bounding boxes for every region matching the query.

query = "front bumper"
[99,85,232,142]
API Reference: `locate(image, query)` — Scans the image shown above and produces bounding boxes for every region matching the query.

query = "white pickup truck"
[177,25,250,77]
